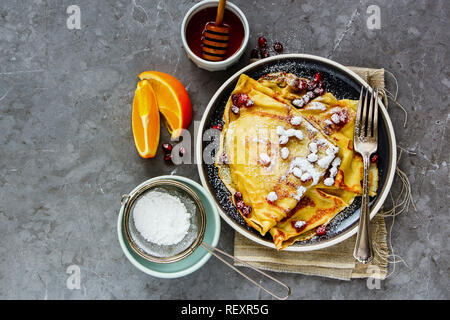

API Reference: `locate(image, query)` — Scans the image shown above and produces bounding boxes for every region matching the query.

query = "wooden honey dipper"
[201,0,229,61]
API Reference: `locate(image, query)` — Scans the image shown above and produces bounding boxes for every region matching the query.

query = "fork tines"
[355,87,379,140]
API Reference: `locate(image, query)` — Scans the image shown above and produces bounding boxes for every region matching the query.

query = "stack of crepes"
[215,73,378,250]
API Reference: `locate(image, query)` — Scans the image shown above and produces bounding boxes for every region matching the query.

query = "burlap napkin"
[233,67,389,281]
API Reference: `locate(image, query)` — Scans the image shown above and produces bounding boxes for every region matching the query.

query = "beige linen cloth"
[234,67,389,281]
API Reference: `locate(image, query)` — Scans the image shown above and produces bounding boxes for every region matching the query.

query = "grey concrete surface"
[0,0,448,299]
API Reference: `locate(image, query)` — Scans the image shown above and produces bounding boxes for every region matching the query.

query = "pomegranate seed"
[291,220,307,233]
[316,225,327,236]
[371,153,379,163]
[237,93,249,106]
[241,205,252,217]
[231,105,240,115]
[314,72,323,82]
[306,91,316,99]
[257,36,267,48]
[273,42,283,53]
[318,81,326,89]
[235,200,245,210]
[297,79,308,91]
[212,123,223,131]
[179,146,186,157]
[232,94,239,105]
[260,49,270,58]
[314,87,325,96]
[250,48,259,59]
[307,80,319,91]
[162,143,173,153]
[234,192,243,201]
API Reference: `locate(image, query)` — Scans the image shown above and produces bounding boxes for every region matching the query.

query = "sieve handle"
[200,242,291,300]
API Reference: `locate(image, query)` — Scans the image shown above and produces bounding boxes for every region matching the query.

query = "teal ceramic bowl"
[117,175,221,279]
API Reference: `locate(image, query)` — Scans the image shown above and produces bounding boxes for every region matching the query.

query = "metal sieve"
[120,178,291,300]
[121,179,206,263]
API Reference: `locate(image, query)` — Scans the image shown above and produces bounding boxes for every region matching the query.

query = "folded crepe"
[216,72,378,249]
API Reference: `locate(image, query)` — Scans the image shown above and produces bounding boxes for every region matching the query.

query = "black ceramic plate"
[196,54,396,251]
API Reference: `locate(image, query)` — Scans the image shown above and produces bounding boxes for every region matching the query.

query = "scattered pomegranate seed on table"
[212,123,223,131]
[257,36,267,48]
[273,42,283,53]
[250,36,285,61]
[260,49,270,58]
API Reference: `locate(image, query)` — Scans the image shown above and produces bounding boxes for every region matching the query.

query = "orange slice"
[132,80,160,158]
[138,71,192,139]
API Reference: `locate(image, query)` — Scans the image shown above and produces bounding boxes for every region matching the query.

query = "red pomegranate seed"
[258,36,267,48]
[241,205,252,217]
[371,153,379,163]
[212,123,223,131]
[235,200,245,210]
[232,94,239,105]
[314,87,325,96]
[316,224,327,236]
[318,81,326,89]
[250,48,259,59]
[314,72,323,82]
[260,49,270,58]
[307,80,319,91]
[291,220,307,233]
[306,91,316,99]
[234,192,243,201]
[297,79,308,91]
[273,42,283,53]
[237,93,249,106]
[162,143,173,153]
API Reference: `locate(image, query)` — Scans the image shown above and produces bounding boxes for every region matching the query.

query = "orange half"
[132,80,160,158]
[139,71,192,139]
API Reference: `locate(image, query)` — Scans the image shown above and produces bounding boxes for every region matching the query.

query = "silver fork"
[353,87,379,264]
